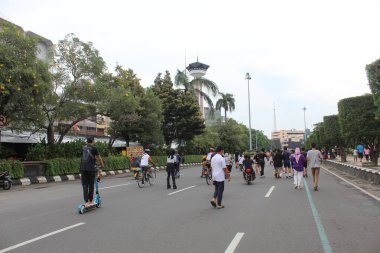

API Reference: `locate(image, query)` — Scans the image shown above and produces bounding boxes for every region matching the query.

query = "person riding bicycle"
[242,154,255,181]
[224,153,233,173]
[201,152,208,177]
[238,155,245,171]
[140,149,156,184]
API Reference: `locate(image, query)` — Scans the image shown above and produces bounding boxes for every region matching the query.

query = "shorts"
[274,167,281,173]
[284,161,291,168]
[311,167,320,172]
[227,165,232,172]
[358,153,363,158]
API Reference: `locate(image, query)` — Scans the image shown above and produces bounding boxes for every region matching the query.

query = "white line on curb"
[265,186,275,198]
[99,183,131,190]
[167,185,196,196]
[0,222,85,253]
[322,167,380,202]
[225,232,245,253]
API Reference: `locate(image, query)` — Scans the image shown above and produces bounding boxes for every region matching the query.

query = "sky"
[1,0,378,138]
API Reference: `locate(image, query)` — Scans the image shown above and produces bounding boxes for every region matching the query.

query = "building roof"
[186,61,209,71]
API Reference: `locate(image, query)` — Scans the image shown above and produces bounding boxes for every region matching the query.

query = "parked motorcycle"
[0,171,13,190]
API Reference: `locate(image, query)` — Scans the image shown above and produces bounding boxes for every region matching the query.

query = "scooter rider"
[80,137,104,207]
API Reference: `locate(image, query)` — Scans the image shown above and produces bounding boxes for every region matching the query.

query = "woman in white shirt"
[166,149,177,189]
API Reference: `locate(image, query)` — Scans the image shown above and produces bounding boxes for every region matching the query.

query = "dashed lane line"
[0,222,85,253]
[99,183,131,190]
[265,186,275,198]
[167,185,197,196]
[225,232,245,253]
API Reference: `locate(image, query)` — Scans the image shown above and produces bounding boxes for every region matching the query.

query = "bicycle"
[205,167,213,185]
[137,166,156,188]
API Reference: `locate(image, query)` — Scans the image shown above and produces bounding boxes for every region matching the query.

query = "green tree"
[323,115,346,161]
[0,21,51,130]
[338,94,380,165]
[34,34,106,146]
[211,119,248,153]
[306,122,326,149]
[215,93,235,121]
[174,70,219,110]
[137,89,164,146]
[366,58,380,118]
[185,127,221,154]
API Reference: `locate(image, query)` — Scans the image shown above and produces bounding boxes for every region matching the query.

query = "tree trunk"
[224,109,227,123]
[372,138,379,166]
[47,123,55,147]
[340,145,347,162]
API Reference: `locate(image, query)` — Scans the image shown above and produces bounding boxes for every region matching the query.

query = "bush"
[45,158,81,176]
[183,155,203,164]
[103,156,130,171]
[26,140,115,161]
[0,160,25,179]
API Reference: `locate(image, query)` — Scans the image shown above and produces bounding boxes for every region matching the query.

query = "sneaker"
[167,185,171,189]
[173,185,177,189]
[294,185,298,189]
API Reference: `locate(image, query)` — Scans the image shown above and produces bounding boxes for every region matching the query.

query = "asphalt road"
[0,164,379,253]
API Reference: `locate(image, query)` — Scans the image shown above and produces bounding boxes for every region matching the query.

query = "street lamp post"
[303,107,307,143]
[246,73,252,151]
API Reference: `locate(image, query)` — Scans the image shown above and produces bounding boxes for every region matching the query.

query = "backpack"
[80,145,95,171]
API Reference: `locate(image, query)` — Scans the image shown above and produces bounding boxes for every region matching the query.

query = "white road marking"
[225,232,245,253]
[265,186,275,198]
[99,183,131,190]
[322,167,380,202]
[0,222,85,253]
[167,185,196,196]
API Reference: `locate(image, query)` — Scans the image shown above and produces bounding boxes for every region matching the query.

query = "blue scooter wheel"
[78,204,85,214]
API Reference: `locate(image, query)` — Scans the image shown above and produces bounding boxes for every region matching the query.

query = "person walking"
[210,146,230,209]
[290,148,306,189]
[307,143,323,191]
[166,149,177,189]
[301,147,308,178]
[80,137,104,207]
[353,148,358,163]
[364,147,370,161]
[273,149,283,178]
[282,147,292,178]
[357,143,364,162]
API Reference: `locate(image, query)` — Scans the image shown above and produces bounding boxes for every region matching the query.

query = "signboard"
[126,146,144,157]
[0,115,7,128]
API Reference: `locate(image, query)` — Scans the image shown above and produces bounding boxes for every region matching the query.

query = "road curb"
[12,163,202,186]
[324,160,380,186]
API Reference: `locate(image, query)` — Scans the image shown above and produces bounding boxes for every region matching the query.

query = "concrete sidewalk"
[333,155,380,170]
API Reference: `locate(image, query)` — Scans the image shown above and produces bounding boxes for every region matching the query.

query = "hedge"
[2,155,204,178]
[0,160,25,179]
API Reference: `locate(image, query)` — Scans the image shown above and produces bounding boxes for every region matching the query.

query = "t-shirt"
[238,156,245,165]
[167,155,177,163]
[307,149,323,168]
[206,152,214,161]
[243,159,254,170]
[364,148,370,155]
[273,153,283,167]
[357,145,364,153]
[225,156,233,166]
[283,151,291,162]
[353,149,358,156]
[211,153,226,182]
[140,153,150,166]
[80,145,99,171]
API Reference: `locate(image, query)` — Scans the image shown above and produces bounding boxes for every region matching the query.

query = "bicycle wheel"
[148,169,156,185]
[137,173,146,188]
[206,173,212,185]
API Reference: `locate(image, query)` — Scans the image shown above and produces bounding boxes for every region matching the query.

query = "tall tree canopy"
[216,93,235,121]
[366,58,380,118]
[174,70,219,110]
[0,21,51,130]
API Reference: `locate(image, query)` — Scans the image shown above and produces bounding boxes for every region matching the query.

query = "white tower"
[186,58,209,118]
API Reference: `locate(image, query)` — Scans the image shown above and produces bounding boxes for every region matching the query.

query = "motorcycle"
[243,168,255,185]
[0,171,13,190]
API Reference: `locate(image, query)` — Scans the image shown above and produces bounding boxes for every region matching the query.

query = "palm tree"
[216,93,235,122]
[174,70,219,111]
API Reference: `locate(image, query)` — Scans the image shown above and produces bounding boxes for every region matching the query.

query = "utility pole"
[245,73,252,151]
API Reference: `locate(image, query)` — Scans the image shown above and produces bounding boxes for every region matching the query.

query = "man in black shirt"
[80,137,104,207]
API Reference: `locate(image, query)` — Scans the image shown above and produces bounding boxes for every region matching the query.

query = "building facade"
[271,129,305,149]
